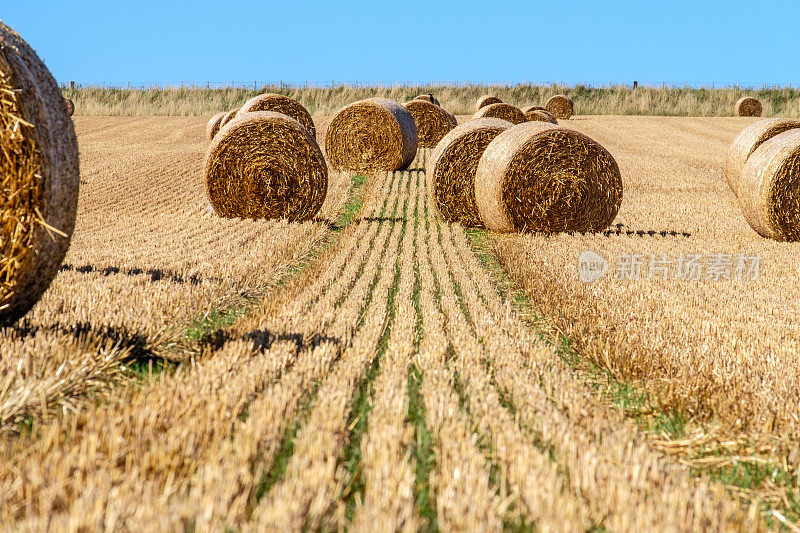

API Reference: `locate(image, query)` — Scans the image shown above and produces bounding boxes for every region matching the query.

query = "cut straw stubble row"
[428,119,623,234]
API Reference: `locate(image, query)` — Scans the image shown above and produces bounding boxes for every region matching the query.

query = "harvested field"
[491,115,800,443]
[0,116,778,530]
[0,116,349,430]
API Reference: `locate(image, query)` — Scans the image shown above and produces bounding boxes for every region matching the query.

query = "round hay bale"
[473,103,526,125]
[522,105,557,123]
[475,122,623,233]
[735,96,762,117]
[0,22,79,325]
[476,95,503,111]
[738,129,800,241]
[545,94,574,119]
[525,109,557,124]
[64,97,74,116]
[403,99,457,148]
[219,108,240,129]
[725,118,800,197]
[427,118,513,228]
[237,93,315,138]
[522,105,547,113]
[414,93,440,106]
[325,97,417,172]
[206,111,227,141]
[205,111,327,221]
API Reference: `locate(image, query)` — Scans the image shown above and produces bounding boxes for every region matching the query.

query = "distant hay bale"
[0,22,80,325]
[735,96,762,117]
[725,118,800,197]
[238,93,316,137]
[64,97,74,116]
[739,129,800,241]
[522,105,557,123]
[205,111,327,221]
[473,103,526,125]
[476,95,503,111]
[206,111,227,141]
[427,118,513,228]
[545,94,574,119]
[475,122,623,233]
[414,93,440,106]
[524,109,557,124]
[219,108,239,129]
[403,99,457,148]
[522,105,547,114]
[325,97,417,172]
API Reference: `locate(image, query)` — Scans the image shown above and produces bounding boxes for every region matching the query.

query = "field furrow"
[350,172,420,532]
[246,173,410,531]
[416,189,504,531]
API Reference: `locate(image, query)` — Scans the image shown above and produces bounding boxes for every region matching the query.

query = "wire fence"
[59,80,799,91]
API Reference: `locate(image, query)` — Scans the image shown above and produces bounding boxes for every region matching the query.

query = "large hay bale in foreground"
[205,111,327,221]
[475,122,622,233]
[545,94,574,119]
[476,95,502,111]
[206,111,227,141]
[325,97,417,172]
[473,103,526,124]
[427,118,513,227]
[739,129,800,241]
[64,97,74,116]
[414,93,440,106]
[725,118,800,196]
[238,93,316,137]
[0,22,79,325]
[403,99,457,148]
[735,96,762,117]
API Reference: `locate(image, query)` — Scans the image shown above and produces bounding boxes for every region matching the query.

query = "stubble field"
[0,114,796,530]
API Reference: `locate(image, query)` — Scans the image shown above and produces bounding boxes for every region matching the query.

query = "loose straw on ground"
[0,21,80,325]
[205,111,327,221]
[325,97,417,172]
[427,118,513,228]
[475,122,622,233]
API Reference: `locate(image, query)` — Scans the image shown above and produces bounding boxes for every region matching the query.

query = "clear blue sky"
[4,0,799,87]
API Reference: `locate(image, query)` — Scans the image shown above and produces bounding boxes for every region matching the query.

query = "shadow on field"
[600,223,692,238]
[10,320,153,363]
[528,223,692,238]
[355,216,407,224]
[59,263,215,286]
